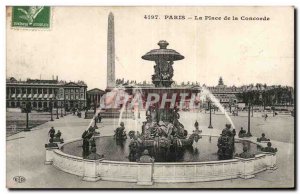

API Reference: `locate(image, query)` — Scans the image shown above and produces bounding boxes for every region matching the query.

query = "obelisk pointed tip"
[109,12,114,18]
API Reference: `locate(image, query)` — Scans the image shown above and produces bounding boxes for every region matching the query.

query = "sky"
[6,6,294,90]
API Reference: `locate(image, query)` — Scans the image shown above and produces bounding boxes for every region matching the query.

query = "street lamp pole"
[56,103,59,119]
[64,101,67,116]
[247,103,252,136]
[50,100,54,121]
[61,102,64,117]
[94,99,97,114]
[94,116,98,129]
[208,100,213,129]
[24,98,31,131]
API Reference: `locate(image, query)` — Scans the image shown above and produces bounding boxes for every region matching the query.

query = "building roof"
[87,88,105,94]
[6,77,87,87]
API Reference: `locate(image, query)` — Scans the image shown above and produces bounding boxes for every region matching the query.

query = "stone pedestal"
[45,148,57,165]
[239,158,255,179]
[137,163,153,185]
[82,159,101,182]
[266,153,277,170]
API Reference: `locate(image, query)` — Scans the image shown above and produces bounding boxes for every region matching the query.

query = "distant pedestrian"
[264,114,268,121]
[97,113,102,123]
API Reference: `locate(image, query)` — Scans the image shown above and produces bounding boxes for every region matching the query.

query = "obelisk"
[106,12,115,91]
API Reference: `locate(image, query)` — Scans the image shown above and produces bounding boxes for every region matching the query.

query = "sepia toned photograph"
[6,6,294,189]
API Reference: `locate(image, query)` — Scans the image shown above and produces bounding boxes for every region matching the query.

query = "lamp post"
[24,99,31,131]
[50,100,54,121]
[64,100,67,116]
[247,103,252,136]
[56,102,59,119]
[208,100,213,129]
[94,116,98,129]
[94,99,97,114]
[60,101,64,117]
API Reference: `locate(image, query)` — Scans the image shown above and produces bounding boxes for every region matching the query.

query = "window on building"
[66,94,69,99]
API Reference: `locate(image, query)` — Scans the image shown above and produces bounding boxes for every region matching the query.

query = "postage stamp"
[11,6,51,28]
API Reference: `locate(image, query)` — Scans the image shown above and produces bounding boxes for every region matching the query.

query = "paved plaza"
[6,111,294,188]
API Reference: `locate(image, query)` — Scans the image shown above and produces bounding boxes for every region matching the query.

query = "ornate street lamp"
[64,100,67,116]
[50,99,54,121]
[93,99,97,114]
[247,103,252,136]
[208,99,213,129]
[23,98,31,131]
[94,116,98,129]
[60,101,64,117]
[56,102,59,119]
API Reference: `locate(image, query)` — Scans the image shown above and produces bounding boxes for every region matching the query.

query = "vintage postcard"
[6,6,294,189]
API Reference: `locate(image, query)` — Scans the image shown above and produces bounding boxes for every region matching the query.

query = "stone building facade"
[6,77,87,111]
[86,88,105,107]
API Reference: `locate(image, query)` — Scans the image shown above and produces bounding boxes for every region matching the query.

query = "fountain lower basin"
[45,135,277,185]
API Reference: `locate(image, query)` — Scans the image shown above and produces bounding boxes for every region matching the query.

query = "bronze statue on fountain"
[127,106,201,161]
[217,124,235,160]
[142,40,184,88]
[114,122,127,141]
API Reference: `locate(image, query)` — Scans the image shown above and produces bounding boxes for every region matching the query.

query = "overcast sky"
[6,6,294,90]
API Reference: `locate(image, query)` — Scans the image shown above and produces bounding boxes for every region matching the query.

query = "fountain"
[45,40,277,185]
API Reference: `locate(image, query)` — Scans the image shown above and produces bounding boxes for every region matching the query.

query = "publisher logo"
[13,176,26,183]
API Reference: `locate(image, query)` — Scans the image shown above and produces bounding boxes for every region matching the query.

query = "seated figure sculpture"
[236,146,255,159]
[238,127,247,138]
[138,149,155,163]
[257,133,270,142]
[261,142,277,153]
[217,124,235,160]
[53,130,64,143]
[114,122,127,140]
[45,138,59,148]
[193,120,202,134]
[86,147,103,160]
